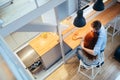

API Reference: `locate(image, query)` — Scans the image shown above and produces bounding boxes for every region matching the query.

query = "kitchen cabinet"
[40,43,62,69]
[29,32,61,69]
[17,45,42,74]
[28,32,71,69]
[41,42,71,69]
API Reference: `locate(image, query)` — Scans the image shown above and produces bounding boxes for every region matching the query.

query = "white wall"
[4,32,39,51]
[41,9,57,25]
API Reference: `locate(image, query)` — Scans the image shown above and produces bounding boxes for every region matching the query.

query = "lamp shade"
[93,0,104,11]
[73,10,86,27]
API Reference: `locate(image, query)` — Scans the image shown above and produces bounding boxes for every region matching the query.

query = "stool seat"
[78,60,103,80]
[77,51,104,80]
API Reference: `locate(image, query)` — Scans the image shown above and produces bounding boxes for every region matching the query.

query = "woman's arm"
[81,41,95,56]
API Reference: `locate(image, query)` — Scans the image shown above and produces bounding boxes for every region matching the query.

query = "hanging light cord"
[78,0,81,10]
[78,0,89,11]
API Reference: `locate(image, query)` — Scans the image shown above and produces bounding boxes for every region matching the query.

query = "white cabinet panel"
[25,32,39,40]
[41,9,57,25]
[41,44,62,69]
[55,1,68,21]
[36,0,49,7]
[11,32,28,46]
[4,32,40,51]
[55,0,77,21]
[31,16,43,24]
[67,0,77,15]
[4,35,18,51]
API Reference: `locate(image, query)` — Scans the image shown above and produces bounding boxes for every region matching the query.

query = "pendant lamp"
[93,0,104,11]
[73,0,86,28]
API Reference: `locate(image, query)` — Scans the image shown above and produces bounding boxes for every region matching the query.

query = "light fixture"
[73,0,86,28]
[93,0,105,11]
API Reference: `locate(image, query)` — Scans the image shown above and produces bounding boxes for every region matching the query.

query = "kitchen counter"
[29,32,61,69]
[29,32,59,56]
[64,23,90,49]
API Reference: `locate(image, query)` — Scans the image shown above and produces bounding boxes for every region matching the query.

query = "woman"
[83,31,98,60]
[75,31,100,66]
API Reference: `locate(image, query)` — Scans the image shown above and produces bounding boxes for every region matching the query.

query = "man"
[81,20,107,56]
[76,20,107,66]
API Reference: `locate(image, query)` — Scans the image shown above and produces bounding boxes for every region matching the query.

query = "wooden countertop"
[29,32,59,56]
[64,23,91,49]
[63,2,120,49]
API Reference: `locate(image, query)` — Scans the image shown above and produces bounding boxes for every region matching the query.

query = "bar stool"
[78,52,104,80]
[106,15,120,42]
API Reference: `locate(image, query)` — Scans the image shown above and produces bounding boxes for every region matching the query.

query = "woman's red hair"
[83,31,98,60]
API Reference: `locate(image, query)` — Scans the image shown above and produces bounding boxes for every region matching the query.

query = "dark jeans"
[76,47,104,67]
[76,47,82,60]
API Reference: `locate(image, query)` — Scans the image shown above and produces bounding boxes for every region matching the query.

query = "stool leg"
[78,61,81,73]
[91,66,94,80]
[112,35,114,42]
[99,66,102,74]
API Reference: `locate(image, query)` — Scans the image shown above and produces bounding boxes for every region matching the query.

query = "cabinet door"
[41,44,62,69]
